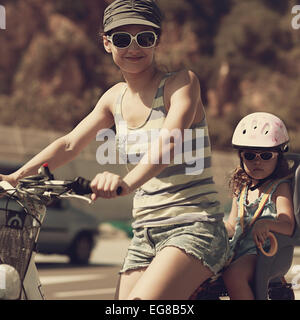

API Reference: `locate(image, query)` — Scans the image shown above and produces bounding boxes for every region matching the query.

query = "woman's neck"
[122,66,163,94]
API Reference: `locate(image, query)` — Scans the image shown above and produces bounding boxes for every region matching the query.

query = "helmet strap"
[249,177,271,191]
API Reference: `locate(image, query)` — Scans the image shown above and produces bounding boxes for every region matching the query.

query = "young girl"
[223,112,295,300]
[0,0,229,299]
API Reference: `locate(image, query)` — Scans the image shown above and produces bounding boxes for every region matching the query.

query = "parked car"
[37,198,99,264]
[0,161,99,264]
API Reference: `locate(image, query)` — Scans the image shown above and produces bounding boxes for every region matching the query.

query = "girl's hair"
[229,151,291,197]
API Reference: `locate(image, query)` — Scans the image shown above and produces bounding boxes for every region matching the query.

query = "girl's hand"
[90,172,130,201]
[252,220,270,247]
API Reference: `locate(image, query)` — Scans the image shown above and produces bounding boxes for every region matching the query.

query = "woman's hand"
[0,173,18,187]
[252,220,270,247]
[90,171,130,201]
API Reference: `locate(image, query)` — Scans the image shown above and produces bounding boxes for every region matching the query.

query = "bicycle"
[0,163,94,300]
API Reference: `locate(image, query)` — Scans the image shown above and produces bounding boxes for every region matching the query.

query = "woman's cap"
[103,0,162,33]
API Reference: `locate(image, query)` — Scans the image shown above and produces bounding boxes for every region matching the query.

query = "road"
[36,235,300,300]
[37,264,119,299]
[36,233,131,300]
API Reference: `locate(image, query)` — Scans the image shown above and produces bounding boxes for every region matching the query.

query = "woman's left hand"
[252,220,270,247]
[90,171,130,200]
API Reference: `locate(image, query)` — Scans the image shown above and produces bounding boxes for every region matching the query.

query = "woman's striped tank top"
[113,73,223,227]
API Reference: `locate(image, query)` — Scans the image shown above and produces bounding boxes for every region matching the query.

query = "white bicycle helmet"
[232,112,289,151]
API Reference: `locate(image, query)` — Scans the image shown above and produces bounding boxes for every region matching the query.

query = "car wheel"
[68,232,93,265]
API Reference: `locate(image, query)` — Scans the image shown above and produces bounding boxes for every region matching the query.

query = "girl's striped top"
[113,73,223,228]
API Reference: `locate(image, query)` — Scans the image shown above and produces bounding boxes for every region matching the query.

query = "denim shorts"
[229,227,271,261]
[120,221,229,275]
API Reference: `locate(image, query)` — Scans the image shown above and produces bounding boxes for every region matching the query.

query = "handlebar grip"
[116,186,122,196]
[72,177,92,195]
[73,178,123,196]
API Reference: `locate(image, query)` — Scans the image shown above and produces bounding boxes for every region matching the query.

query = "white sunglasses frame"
[106,31,158,49]
[240,151,279,161]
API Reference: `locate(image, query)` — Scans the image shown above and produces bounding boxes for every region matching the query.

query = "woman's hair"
[229,151,291,197]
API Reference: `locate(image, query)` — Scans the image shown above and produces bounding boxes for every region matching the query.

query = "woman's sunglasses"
[241,151,278,161]
[106,31,158,49]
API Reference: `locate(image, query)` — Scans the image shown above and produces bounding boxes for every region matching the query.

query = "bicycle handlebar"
[0,164,105,301]
[0,163,123,202]
[69,179,122,196]
[70,177,92,195]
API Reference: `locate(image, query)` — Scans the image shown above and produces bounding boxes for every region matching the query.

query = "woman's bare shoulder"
[166,69,199,89]
[96,82,127,112]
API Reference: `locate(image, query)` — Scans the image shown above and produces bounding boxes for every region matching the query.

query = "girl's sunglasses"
[241,151,278,161]
[106,31,158,49]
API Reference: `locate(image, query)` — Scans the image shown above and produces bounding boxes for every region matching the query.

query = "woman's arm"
[1,87,116,185]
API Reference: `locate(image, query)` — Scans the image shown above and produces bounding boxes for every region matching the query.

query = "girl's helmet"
[232,112,289,152]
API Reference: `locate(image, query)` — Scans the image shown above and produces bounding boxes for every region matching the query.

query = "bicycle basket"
[0,195,41,281]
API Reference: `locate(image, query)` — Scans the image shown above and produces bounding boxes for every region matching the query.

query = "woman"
[0,0,228,299]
